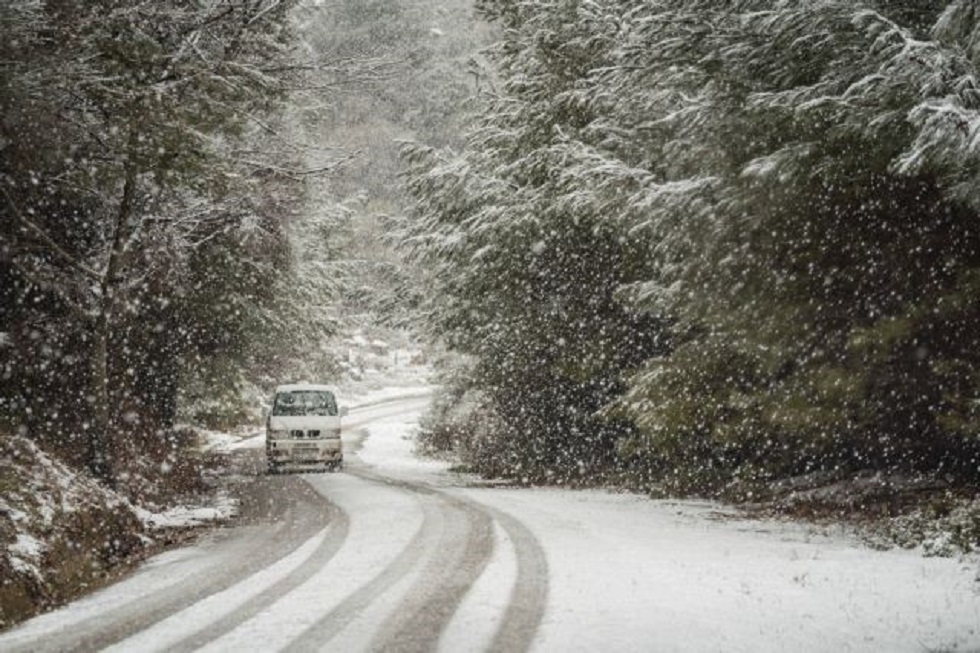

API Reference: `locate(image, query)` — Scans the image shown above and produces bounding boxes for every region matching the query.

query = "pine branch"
[3,255,91,319]
[1,185,102,283]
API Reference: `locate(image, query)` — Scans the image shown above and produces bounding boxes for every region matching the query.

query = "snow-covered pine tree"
[612,0,980,494]
[401,0,666,482]
[405,0,980,495]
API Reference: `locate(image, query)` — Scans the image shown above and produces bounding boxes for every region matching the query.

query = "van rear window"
[272,391,338,416]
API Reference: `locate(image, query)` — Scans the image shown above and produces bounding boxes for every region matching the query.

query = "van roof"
[274,383,337,393]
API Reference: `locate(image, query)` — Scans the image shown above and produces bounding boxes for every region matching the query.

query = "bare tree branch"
[237,152,357,180]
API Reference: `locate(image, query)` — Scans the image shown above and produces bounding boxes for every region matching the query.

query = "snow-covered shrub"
[416,361,487,458]
[419,388,496,459]
[415,360,523,478]
[871,496,980,557]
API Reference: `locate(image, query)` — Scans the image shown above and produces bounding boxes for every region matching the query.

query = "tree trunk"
[88,309,114,485]
[86,129,140,486]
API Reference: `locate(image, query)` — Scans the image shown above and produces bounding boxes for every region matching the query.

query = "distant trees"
[1,1,302,485]
[291,0,495,336]
[404,0,980,493]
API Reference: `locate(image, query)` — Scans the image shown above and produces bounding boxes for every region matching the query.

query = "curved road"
[0,397,548,653]
[6,397,977,652]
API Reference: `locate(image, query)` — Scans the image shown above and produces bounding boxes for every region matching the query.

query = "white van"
[265,383,346,473]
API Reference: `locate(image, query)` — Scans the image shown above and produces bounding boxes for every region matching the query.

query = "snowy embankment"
[0,436,236,629]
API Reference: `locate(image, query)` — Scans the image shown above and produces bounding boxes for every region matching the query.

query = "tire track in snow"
[484,505,548,653]
[292,466,547,653]
[0,474,332,653]
[142,498,351,652]
[154,399,434,651]
[281,490,443,652]
[364,472,495,653]
[324,398,548,652]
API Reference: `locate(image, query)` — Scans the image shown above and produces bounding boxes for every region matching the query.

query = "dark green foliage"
[405,0,980,496]
[0,1,302,483]
[612,0,980,494]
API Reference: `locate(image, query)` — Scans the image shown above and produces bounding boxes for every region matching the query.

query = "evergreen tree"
[402,0,665,482]
[610,0,980,492]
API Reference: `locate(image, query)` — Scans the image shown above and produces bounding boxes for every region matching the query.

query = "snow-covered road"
[1,395,978,652]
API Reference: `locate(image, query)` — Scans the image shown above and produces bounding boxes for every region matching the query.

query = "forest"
[0,0,477,496]
[7,0,980,635]
[2,0,979,517]
[404,0,980,509]
[2,0,318,493]
[0,0,489,625]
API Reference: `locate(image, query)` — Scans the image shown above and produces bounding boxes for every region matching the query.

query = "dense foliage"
[0,0,303,486]
[403,0,980,495]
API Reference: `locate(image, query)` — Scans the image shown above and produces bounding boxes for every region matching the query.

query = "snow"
[9,533,45,559]
[357,406,980,653]
[0,526,286,648]
[356,419,447,478]
[133,493,239,530]
[1,436,139,574]
[453,488,980,652]
[438,519,517,652]
[103,528,334,653]
[9,534,45,578]
[8,556,38,577]
[3,393,978,651]
[192,474,426,652]
[336,382,435,411]
[196,427,244,452]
